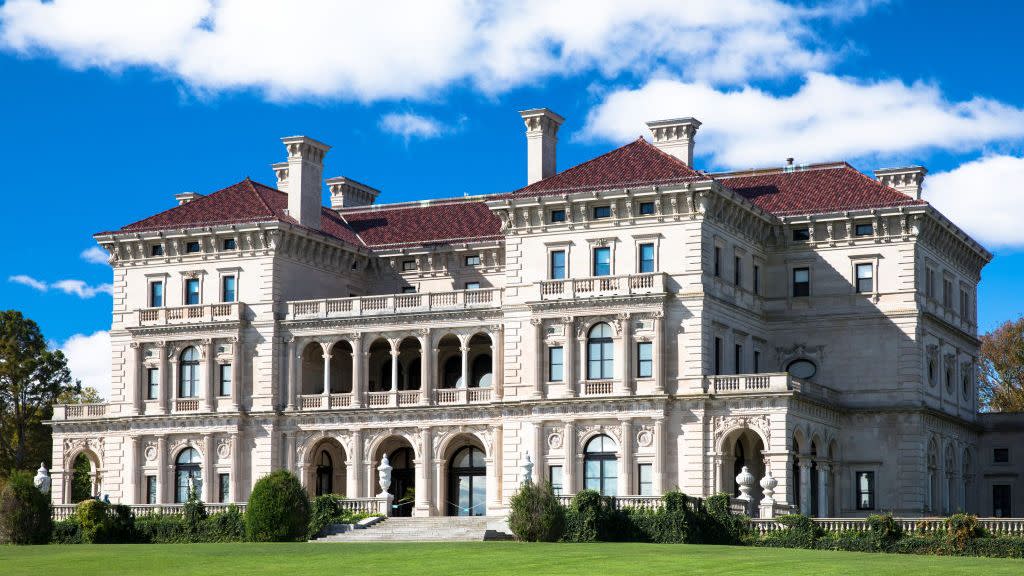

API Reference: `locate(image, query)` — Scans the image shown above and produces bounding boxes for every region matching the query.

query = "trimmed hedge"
[307,494,379,540]
[0,471,53,544]
[507,482,566,542]
[245,470,310,542]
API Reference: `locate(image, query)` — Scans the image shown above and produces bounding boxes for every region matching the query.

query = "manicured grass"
[2,542,1021,575]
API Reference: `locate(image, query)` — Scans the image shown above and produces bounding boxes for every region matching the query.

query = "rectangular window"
[855,223,873,237]
[150,244,164,257]
[943,278,953,307]
[713,246,721,277]
[185,241,201,253]
[219,364,232,397]
[401,287,416,293]
[753,350,761,373]
[753,264,760,295]
[855,471,875,510]
[593,247,611,277]
[185,278,200,305]
[639,201,655,215]
[465,282,481,290]
[734,256,741,285]
[734,344,743,374]
[638,464,653,496]
[960,289,969,318]
[401,260,415,271]
[637,342,653,378]
[550,209,566,223]
[550,250,566,280]
[549,466,564,495]
[548,347,564,382]
[593,205,611,219]
[638,243,655,273]
[222,275,236,302]
[792,227,810,241]
[147,368,159,400]
[465,254,481,266]
[219,473,230,504]
[792,267,810,297]
[714,337,723,375]
[855,263,873,293]
[993,485,1012,517]
[994,448,1010,464]
[150,281,164,307]
[146,476,157,505]
[222,238,237,250]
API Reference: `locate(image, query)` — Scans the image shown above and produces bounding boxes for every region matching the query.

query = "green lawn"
[1,542,1021,575]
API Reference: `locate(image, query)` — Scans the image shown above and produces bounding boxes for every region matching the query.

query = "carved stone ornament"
[217,439,231,460]
[144,443,158,462]
[711,414,772,449]
[636,428,654,448]
[34,463,51,495]
[547,432,563,450]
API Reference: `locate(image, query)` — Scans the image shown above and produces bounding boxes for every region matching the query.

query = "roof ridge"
[248,178,278,217]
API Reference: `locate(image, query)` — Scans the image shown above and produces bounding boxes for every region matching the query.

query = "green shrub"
[102,504,136,543]
[508,482,565,542]
[75,499,108,543]
[308,494,344,539]
[134,513,187,543]
[245,470,311,542]
[945,513,981,552]
[0,470,53,544]
[563,490,604,542]
[701,492,751,544]
[51,518,83,544]
[201,505,246,542]
[758,514,819,549]
[182,488,207,537]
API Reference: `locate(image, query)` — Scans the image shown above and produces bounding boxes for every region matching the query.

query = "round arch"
[65,448,102,503]
[304,437,347,497]
[370,435,417,517]
[719,427,766,500]
[440,433,488,516]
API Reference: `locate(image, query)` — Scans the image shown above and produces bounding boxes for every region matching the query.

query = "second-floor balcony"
[702,372,840,403]
[137,302,246,326]
[287,288,503,320]
[538,272,667,301]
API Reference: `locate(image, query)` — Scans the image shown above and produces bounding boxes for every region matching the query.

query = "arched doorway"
[389,447,415,516]
[584,434,618,496]
[174,447,202,503]
[307,438,347,497]
[448,446,487,516]
[316,452,334,496]
[722,428,766,502]
[70,452,99,503]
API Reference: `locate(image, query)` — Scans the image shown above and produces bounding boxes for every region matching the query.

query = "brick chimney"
[326,176,380,209]
[874,166,927,200]
[646,118,702,167]
[519,108,564,185]
[280,136,330,230]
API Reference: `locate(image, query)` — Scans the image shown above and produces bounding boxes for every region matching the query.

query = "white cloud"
[8,275,113,298]
[379,113,446,141]
[9,274,47,291]
[580,73,1024,169]
[80,245,110,265]
[59,331,111,401]
[925,155,1024,249]
[0,0,847,101]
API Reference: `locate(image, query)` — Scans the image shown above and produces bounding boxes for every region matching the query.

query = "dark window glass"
[713,246,721,277]
[179,347,199,398]
[638,464,653,496]
[714,337,722,375]
[792,228,810,241]
[147,368,159,400]
[219,473,230,503]
[402,260,415,271]
[185,241,201,253]
[401,287,416,293]
[146,476,157,504]
[174,448,201,503]
[587,323,614,379]
[856,471,875,510]
[639,243,655,273]
[735,344,743,374]
[639,201,655,215]
[550,250,566,279]
[185,279,200,305]
[855,223,873,236]
[222,276,236,302]
[734,256,741,285]
[150,281,164,307]
[637,342,653,378]
[548,347,564,382]
[753,264,760,295]
[549,466,563,495]
[793,267,810,297]
[219,364,232,397]
[856,263,873,293]
[593,205,611,219]
[465,254,481,266]
[753,350,761,373]
[151,244,164,256]
[593,247,611,277]
[465,282,481,290]
[222,238,237,250]
[994,448,1010,463]
[993,484,1011,517]
[584,435,618,496]
[550,209,566,223]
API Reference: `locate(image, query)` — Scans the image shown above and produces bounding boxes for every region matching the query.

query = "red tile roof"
[105,179,362,245]
[340,200,502,248]
[716,163,927,216]
[507,137,706,197]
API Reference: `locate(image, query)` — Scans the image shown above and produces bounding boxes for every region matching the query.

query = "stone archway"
[438,433,488,516]
[67,449,101,503]
[372,435,416,516]
[720,428,766,503]
[304,438,347,497]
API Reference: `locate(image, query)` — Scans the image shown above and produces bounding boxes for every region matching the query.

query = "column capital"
[530,317,544,327]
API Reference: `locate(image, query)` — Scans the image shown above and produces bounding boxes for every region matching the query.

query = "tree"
[57,386,103,405]
[0,310,77,474]
[979,317,1024,412]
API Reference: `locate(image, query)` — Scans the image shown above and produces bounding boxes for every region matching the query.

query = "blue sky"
[1,0,1022,395]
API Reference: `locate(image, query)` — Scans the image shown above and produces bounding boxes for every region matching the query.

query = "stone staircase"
[313,516,511,542]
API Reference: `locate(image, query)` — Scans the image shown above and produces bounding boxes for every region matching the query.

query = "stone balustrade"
[581,380,615,396]
[51,497,391,521]
[287,288,503,320]
[434,387,493,405]
[538,272,666,301]
[297,393,355,410]
[52,403,109,420]
[750,517,1024,535]
[554,495,668,511]
[136,302,245,326]
[702,372,840,403]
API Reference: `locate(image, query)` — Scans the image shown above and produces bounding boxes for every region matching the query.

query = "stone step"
[311,516,508,543]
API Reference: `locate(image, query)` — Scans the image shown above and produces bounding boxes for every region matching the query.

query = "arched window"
[179,347,200,398]
[587,323,614,380]
[449,446,486,516]
[584,434,618,496]
[316,451,333,496]
[471,355,492,388]
[442,356,461,389]
[175,448,202,503]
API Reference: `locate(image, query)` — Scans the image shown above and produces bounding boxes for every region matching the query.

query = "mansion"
[48,108,1023,520]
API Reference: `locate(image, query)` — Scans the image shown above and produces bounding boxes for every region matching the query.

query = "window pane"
[792,228,810,241]
[186,279,200,305]
[593,205,611,219]
[148,368,159,400]
[593,247,611,276]
[638,464,653,496]
[855,223,873,236]
[637,342,652,378]
[151,282,163,307]
[222,276,236,302]
[550,251,566,279]
[549,347,563,382]
[639,244,654,273]
[639,201,655,215]
[220,364,232,396]
[219,474,230,503]
[465,282,480,290]
[550,209,566,223]
[147,476,157,504]
[549,466,563,495]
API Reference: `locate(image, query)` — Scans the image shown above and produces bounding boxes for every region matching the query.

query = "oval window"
[787,359,817,379]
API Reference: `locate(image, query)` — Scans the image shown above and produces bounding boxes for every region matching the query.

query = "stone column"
[169,352,180,412]
[286,337,299,411]
[129,343,143,415]
[419,330,432,405]
[652,312,665,394]
[817,462,831,517]
[563,317,577,398]
[347,430,363,498]
[203,340,215,412]
[459,343,470,388]
[389,342,400,406]
[619,418,633,495]
[798,458,812,515]
[491,325,504,399]
[321,343,332,409]
[230,336,242,411]
[351,335,364,408]
[284,431,297,473]
[126,435,139,504]
[533,421,546,486]
[485,426,503,513]
[563,422,577,494]
[230,432,242,503]
[652,417,665,494]
[531,319,545,398]
[433,458,446,516]
[202,434,215,502]
[156,435,168,503]
[618,313,631,395]
[159,344,170,415]
[415,428,433,516]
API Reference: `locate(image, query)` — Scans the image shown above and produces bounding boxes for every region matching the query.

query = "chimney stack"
[874,166,927,200]
[272,162,289,192]
[280,136,330,230]
[519,108,564,185]
[646,118,702,167]
[325,176,380,209]
[174,191,202,205]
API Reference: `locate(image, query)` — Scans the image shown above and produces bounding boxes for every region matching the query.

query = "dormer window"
[465,254,481,266]
[854,223,873,237]
[639,201,655,215]
[593,205,611,219]
[401,260,415,271]
[792,228,810,242]
[222,238,237,250]
[151,244,164,257]
[185,241,201,253]
[550,209,566,223]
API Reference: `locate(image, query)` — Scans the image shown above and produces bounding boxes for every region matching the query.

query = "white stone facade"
[48,111,1022,519]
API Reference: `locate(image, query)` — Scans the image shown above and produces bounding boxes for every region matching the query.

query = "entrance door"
[448,446,486,516]
[389,447,415,517]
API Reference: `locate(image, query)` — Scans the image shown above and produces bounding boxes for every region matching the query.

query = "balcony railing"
[51,403,109,420]
[751,517,1024,536]
[175,398,200,412]
[434,387,492,405]
[581,380,615,396]
[288,288,502,320]
[137,302,245,326]
[539,272,666,300]
[365,390,422,408]
[702,373,840,403]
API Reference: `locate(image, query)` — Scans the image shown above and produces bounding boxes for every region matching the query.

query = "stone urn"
[735,466,755,502]
[33,462,51,495]
[759,469,778,504]
[377,454,393,497]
